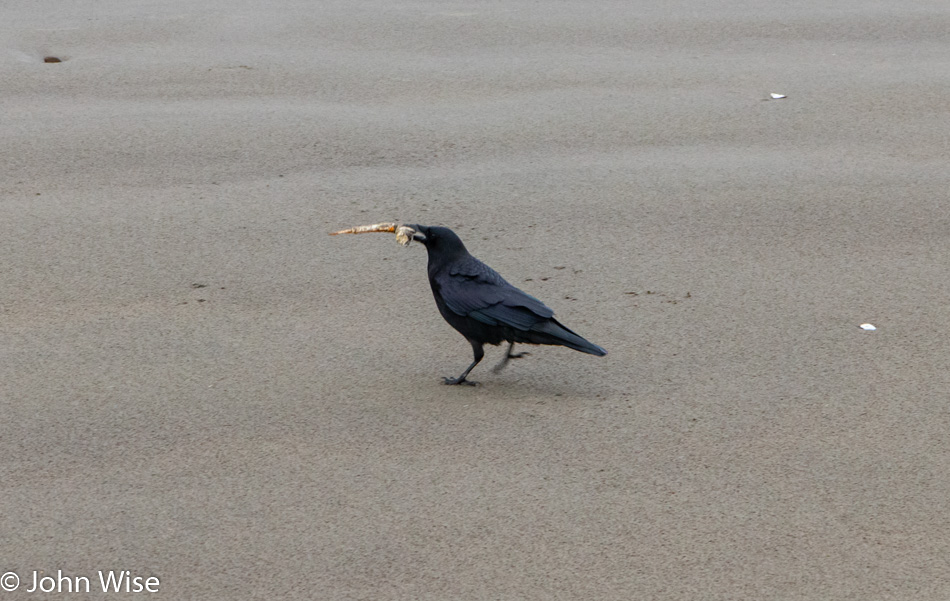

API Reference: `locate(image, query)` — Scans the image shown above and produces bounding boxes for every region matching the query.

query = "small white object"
[859,323,876,331]
[770,93,787,99]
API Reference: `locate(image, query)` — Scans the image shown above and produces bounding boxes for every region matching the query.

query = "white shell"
[859,323,876,331]
[770,93,787,99]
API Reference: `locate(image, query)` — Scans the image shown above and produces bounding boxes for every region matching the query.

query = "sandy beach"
[3,1,950,598]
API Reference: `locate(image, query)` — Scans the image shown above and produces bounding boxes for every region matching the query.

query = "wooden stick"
[329,222,417,246]
[329,222,398,235]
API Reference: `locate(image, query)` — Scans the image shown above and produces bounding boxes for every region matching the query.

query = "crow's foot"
[492,351,531,373]
[443,376,478,386]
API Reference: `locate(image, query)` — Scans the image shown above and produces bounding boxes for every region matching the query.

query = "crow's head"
[405,224,469,258]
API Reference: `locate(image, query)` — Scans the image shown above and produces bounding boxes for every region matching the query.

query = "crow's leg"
[491,341,531,373]
[443,340,484,386]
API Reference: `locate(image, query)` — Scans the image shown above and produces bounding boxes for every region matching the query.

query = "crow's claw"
[443,376,478,386]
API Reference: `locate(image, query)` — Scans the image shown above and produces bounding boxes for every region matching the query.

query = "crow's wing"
[439,255,554,330]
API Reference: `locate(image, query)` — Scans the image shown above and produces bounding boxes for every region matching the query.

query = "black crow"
[406,224,606,385]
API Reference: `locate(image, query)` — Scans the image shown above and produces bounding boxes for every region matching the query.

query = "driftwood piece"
[330,222,417,246]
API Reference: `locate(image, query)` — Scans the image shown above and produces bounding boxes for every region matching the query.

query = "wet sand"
[3,1,950,598]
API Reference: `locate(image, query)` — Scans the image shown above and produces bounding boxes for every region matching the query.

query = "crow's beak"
[405,224,427,244]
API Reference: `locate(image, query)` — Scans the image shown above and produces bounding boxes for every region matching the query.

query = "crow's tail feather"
[529,320,607,356]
